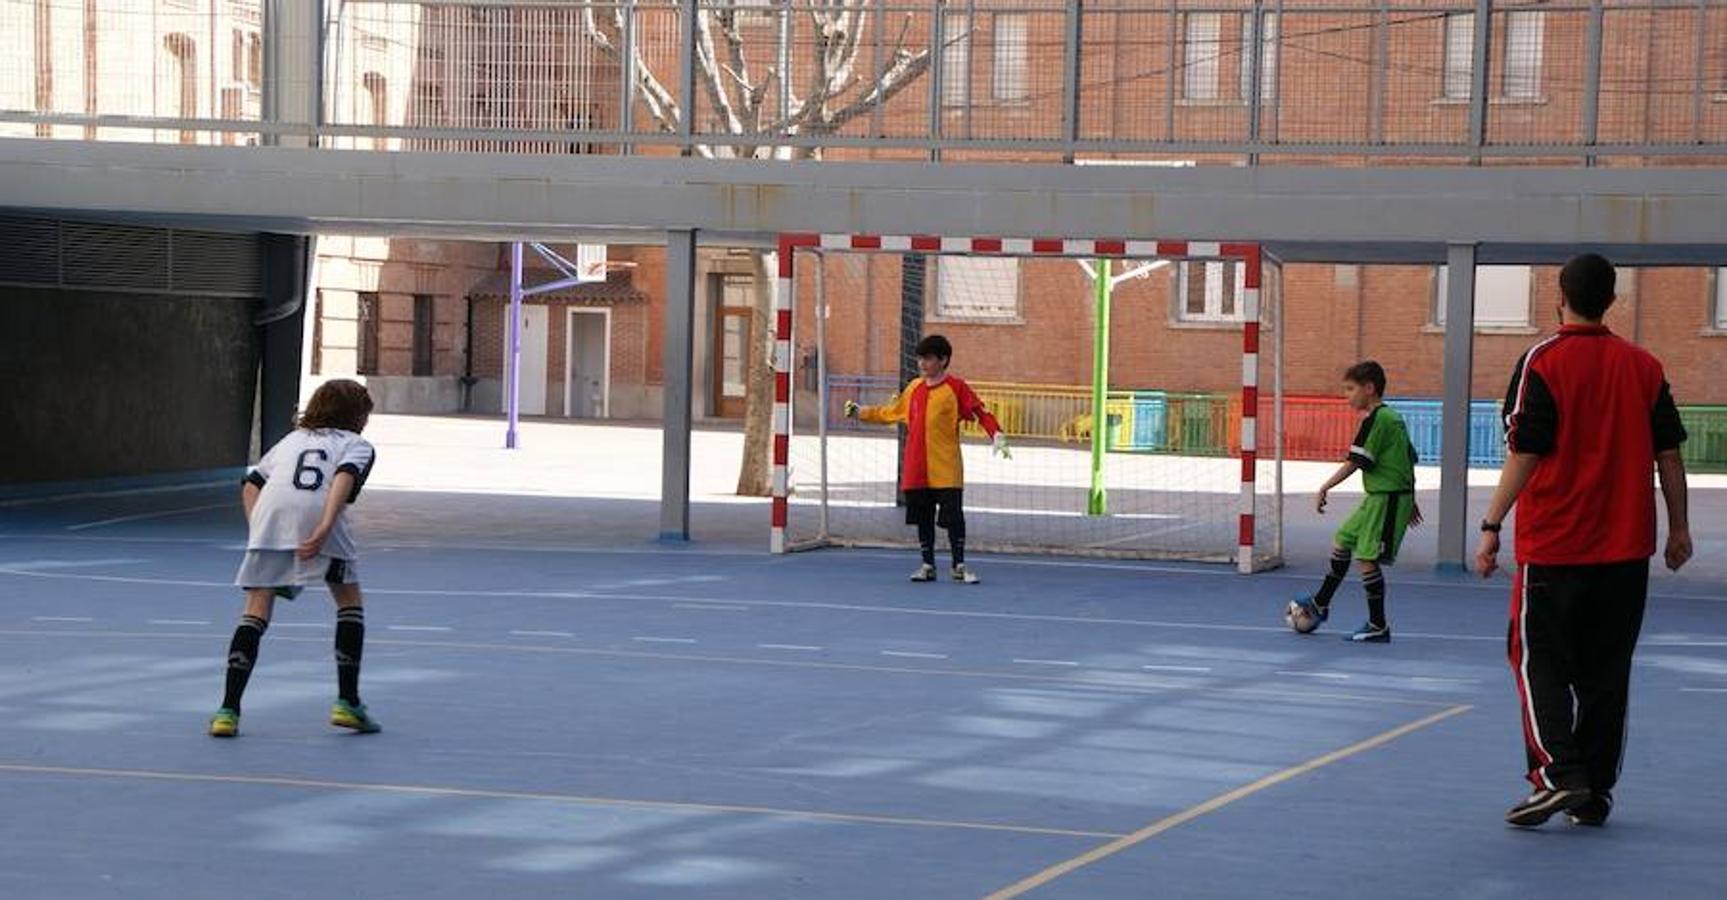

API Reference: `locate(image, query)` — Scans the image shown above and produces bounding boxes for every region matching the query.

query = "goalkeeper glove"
[992,433,1012,459]
[843,400,860,419]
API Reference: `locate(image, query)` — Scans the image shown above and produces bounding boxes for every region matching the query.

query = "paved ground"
[1,415,1722,899]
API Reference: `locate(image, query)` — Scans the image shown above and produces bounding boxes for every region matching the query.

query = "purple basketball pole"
[505,241,524,449]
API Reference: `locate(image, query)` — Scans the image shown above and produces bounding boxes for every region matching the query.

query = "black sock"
[1314,548,1351,608]
[1363,569,1387,628]
[221,614,268,712]
[917,518,936,565]
[335,607,365,705]
[948,517,967,566]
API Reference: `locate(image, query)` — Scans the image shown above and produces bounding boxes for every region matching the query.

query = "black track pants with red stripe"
[1508,561,1648,792]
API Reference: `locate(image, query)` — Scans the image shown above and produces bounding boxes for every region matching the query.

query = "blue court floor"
[2,483,1724,899]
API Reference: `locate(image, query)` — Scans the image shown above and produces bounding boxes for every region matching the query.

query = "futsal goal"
[770,233,1284,573]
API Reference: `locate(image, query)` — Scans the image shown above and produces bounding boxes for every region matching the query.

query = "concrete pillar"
[661,229,698,540]
[263,0,320,148]
[1436,243,1478,572]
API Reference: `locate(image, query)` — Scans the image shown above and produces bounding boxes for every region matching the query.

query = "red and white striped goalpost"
[772,233,1268,573]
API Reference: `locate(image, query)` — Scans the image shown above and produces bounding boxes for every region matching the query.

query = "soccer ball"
[1285,599,1322,634]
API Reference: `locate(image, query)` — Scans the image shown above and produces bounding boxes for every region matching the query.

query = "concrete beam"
[4,142,1727,253]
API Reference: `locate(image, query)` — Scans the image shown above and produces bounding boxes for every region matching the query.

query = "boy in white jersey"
[210,379,380,737]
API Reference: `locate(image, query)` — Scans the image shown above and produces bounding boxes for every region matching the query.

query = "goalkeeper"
[844,334,1010,584]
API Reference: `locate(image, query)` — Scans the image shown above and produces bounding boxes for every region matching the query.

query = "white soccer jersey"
[244,428,376,559]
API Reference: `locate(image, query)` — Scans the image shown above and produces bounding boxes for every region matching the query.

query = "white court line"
[1275,670,1352,680]
[12,531,1723,604]
[65,503,230,532]
[1,558,149,571]
[1142,665,1212,673]
[881,650,949,660]
[147,619,210,627]
[387,625,453,633]
[633,636,697,644]
[759,643,823,652]
[32,616,93,623]
[511,630,575,638]
[1014,658,1080,667]
[673,603,750,612]
[1679,687,1727,694]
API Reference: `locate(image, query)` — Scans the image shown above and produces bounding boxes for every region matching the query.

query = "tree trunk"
[735,251,777,497]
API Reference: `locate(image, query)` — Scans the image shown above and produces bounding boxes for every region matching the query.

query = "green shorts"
[1334,492,1415,564]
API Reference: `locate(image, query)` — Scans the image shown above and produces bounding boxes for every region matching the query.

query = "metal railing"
[2,0,1725,161]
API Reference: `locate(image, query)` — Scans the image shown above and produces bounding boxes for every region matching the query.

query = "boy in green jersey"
[1291,361,1422,642]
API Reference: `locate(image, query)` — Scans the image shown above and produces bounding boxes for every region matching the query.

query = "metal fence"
[2,0,1726,160]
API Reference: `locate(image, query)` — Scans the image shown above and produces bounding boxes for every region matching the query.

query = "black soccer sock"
[1314,548,1352,608]
[1363,568,1387,628]
[948,516,967,566]
[335,606,365,705]
[221,614,268,712]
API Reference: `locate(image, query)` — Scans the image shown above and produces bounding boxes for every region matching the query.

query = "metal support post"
[1581,0,1603,164]
[678,0,697,154]
[1437,243,1478,572]
[1061,0,1083,160]
[1467,0,1492,163]
[505,241,524,449]
[661,229,698,540]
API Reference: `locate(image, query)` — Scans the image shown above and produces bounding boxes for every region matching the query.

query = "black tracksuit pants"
[1508,560,1648,793]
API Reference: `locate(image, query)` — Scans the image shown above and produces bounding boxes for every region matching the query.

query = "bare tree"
[581,1,945,495]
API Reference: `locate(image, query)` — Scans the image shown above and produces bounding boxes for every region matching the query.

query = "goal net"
[771,234,1284,573]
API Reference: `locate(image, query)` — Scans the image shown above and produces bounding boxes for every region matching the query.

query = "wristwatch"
[1479,520,1503,533]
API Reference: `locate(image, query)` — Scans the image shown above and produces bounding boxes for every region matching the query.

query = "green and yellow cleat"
[209,707,240,738]
[330,699,381,734]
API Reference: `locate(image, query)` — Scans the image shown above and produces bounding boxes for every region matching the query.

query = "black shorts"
[904,488,964,528]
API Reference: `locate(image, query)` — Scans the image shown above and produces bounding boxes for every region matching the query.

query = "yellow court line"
[0,762,1123,840]
[983,703,1474,899]
[0,629,1464,709]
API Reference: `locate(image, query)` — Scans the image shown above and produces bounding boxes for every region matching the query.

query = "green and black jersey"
[1347,404,1417,494]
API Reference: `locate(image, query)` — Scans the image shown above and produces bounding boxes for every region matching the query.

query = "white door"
[504,304,549,416]
[566,309,610,418]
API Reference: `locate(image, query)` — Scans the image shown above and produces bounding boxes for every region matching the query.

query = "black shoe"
[1566,791,1613,827]
[1506,788,1591,828]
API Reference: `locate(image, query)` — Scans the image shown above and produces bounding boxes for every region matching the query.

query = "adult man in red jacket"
[1476,253,1693,829]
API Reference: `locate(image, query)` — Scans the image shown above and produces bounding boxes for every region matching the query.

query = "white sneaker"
[909,563,937,582]
[952,564,980,584]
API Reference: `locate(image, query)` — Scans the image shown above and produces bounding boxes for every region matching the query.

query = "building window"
[1442,14,1473,101]
[164,33,198,143]
[1240,13,1278,102]
[412,295,435,376]
[1183,14,1221,101]
[1433,265,1532,329]
[942,13,971,107]
[934,257,1020,321]
[1714,268,1727,330]
[357,292,381,375]
[361,72,388,150]
[1176,261,1245,323]
[992,15,1028,103]
[1502,12,1545,100]
[247,33,263,90]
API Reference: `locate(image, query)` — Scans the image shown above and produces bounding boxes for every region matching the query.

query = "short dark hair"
[298,379,374,433]
[1559,253,1616,320]
[915,334,953,362]
[1343,361,1387,396]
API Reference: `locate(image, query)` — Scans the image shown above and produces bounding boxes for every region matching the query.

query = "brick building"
[296,3,1727,418]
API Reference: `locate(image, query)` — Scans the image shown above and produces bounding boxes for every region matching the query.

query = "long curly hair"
[297,379,374,433]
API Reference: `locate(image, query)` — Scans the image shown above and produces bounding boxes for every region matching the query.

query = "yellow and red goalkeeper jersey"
[858,376,1001,490]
